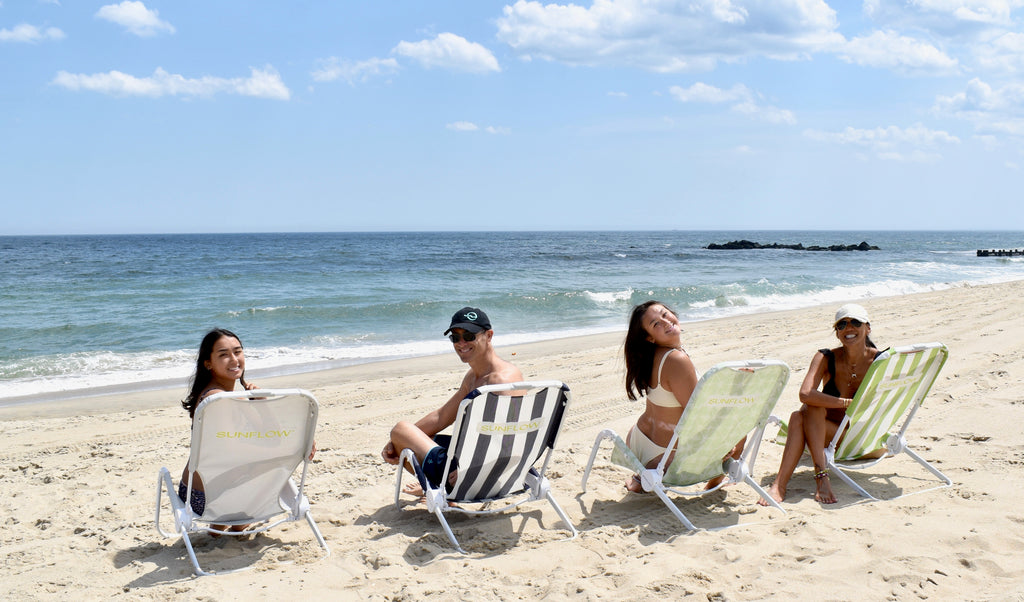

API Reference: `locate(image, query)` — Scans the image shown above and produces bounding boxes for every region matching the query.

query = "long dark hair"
[624,300,673,401]
[182,328,247,418]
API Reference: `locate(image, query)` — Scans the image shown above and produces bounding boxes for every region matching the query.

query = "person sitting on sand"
[622,301,743,493]
[381,307,523,493]
[178,328,315,532]
[758,304,886,506]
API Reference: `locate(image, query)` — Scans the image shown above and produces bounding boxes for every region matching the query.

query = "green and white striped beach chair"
[824,342,951,500]
[581,360,790,530]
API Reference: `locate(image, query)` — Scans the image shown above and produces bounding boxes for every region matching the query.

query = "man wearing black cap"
[381,307,523,491]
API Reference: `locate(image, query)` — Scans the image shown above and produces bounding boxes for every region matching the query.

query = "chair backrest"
[834,343,948,461]
[661,360,790,486]
[187,389,318,522]
[445,381,570,502]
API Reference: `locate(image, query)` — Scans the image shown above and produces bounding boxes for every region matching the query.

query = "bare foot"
[625,474,645,493]
[814,472,837,504]
[402,481,424,497]
[757,482,785,506]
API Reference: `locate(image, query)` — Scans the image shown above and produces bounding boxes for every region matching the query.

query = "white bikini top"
[646,348,683,408]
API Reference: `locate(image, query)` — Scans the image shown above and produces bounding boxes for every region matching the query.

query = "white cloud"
[96,1,175,37]
[311,57,399,84]
[804,124,960,161]
[0,23,65,43]
[51,66,290,100]
[866,0,1022,27]
[669,82,796,124]
[393,33,500,73]
[446,121,510,134]
[935,77,1024,136]
[974,32,1024,73]
[839,30,958,74]
[447,121,479,131]
[495,0,844,72]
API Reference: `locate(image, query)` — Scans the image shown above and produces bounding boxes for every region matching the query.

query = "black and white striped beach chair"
[394,381,578,554]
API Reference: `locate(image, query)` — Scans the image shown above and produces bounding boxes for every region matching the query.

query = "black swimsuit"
[819,348,885,421]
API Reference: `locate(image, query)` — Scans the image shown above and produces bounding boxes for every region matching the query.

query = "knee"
[390,421,416,440]
[789,410,804,429]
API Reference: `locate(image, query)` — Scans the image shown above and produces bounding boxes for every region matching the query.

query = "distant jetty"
[977,248,1023,257]
[706,240,880,251]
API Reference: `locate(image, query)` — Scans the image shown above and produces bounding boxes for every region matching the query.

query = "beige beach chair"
[824,342,952,500]
[155,389,329,576]
[582,360,790,530]
[394,381,577,554]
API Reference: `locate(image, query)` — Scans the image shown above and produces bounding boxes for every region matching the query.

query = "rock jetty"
[706,240,880,251]
[976,249,1023,257]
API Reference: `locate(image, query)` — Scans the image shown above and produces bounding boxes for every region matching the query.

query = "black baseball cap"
[444,307,491,335]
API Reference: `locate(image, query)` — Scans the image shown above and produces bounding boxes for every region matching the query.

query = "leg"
[802,406,840,504]
[390,421,443,473]
[758,410,806,506]
[624,424,667,493]
[705,436,746,490]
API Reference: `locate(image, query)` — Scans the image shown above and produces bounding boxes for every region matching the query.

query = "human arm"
[380,371,476,464]
[798,351,853,410]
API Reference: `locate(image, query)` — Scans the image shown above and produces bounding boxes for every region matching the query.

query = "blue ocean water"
[1,231,1022,401]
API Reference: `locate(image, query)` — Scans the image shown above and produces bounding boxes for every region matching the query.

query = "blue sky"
[2,1,1023,234]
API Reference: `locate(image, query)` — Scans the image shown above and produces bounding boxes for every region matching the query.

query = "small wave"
[583,289,634,305]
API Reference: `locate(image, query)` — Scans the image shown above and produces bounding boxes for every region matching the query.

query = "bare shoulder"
[481,357,523,386]
[663,348,696,374]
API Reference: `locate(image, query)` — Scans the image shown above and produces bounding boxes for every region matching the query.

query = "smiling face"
[642,303,681,347]
[835,318,871,347]
[450,327,492,364]
[204,335,245,386]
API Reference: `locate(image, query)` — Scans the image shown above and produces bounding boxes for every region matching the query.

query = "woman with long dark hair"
[177,328,256,524]
[622,300,741,492]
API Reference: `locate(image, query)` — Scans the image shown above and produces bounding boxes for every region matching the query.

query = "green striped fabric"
[607,361,789,487]
[834,343,948,461]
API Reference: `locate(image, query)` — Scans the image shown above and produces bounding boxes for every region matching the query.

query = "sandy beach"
[3,280,1024,601]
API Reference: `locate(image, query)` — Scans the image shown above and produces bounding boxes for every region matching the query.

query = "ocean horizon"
[2,230,1022,405]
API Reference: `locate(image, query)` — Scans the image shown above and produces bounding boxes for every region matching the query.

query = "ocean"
[2,231,1022,403]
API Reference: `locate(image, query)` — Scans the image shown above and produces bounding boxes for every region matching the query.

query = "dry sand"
[3,280,1024,600]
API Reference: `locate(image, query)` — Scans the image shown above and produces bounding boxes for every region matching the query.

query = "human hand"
[381,440,399,465]
[308,440,317,461]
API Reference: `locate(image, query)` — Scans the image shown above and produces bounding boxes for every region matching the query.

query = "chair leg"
[651,485,697,531]
[544,489,578,540]
[431,505,466,554]
[902,446,953,487]
[581,429,617,492]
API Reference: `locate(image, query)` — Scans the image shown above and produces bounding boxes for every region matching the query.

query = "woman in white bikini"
[622,301,742,493]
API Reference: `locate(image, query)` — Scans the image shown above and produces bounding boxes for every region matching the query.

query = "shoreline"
[1,278,1014,421]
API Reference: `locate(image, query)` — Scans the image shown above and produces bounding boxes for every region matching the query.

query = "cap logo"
[464,311,478,321]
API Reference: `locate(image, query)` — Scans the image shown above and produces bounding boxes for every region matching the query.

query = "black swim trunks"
[177,481,206,515]
[419,434,458,489]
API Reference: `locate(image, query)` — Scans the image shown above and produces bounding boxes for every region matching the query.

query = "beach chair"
[394,381,577,554]
[581,360,790,530]
[155,389,329,576]
[823,342,951,500]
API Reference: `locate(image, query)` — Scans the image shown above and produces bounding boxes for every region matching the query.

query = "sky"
[2,1,1024,235]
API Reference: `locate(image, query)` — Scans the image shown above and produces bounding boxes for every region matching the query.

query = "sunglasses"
[448,331,478,343]
[835,319,864,330]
